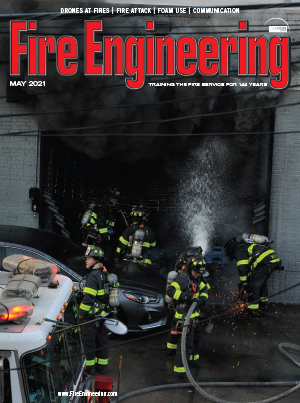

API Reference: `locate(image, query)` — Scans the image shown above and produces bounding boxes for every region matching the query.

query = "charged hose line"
[110,325,300,403]
[181,301,300,403]
[3,279,300,373]
[278,344,300,368]
[112,382,300,403]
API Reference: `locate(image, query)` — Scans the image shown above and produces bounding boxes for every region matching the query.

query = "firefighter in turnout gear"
[115,207,156,268]
[83,188,127,260]
[166,256,209,377]
[167,246,209,356]
[224,235,282,316]
[174,246,203,274]
[78,246,109,375]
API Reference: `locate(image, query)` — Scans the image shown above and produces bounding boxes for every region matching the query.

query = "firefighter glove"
[195,298,206,309]
[202,321,214,334]
[180,291,194,302]
[241,283,252,299]
[107,226,114,235]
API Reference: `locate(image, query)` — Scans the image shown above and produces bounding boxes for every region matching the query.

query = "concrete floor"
[90,264,300,402]
[100,303,300,403]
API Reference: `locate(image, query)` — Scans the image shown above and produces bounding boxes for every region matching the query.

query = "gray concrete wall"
[268,88,300,303]
[0,67,40,228]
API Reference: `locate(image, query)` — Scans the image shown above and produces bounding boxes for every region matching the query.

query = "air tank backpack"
[127,227,147,260]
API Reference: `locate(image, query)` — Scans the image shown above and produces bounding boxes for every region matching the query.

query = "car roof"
[0,225,86,276]
[0,226,166,293]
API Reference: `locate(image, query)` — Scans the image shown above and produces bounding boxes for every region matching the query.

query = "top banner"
[9,6,293,90]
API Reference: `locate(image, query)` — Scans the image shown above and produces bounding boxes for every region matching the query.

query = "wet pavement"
[90,263,300,402]
[101,302,300,403]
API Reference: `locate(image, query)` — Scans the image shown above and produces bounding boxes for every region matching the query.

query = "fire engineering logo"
[265,18,289,33]
[10,20,290,90]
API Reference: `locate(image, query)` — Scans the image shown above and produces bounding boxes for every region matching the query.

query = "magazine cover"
[1,0,300,402]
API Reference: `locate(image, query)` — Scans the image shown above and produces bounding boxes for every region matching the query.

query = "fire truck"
[0,255,91,403]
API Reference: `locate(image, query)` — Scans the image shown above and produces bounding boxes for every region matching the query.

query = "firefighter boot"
[175,371,187,379]
[86,365,95,375]
[260,302,269,314]
[189,359,205,368]
[96,364,108,374]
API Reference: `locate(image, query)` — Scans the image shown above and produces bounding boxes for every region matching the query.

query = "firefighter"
[174,246,203,274]
[166,256,209,378]
[167,246,209,356]
[78,246,109,375]
[224,236,282,316]
[115,207,156,268]
[84,187,127,259]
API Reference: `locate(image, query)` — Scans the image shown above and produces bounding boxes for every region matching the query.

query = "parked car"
[204,245,229,280]
[0,225,167,331]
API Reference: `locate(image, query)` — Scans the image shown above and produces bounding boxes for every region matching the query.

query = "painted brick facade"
[0,66,40,228]
[268,88,300,303]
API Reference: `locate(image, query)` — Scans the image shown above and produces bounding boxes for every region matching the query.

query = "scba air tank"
[242,233,270,244]
[81,203,96,226]
[107,273,120,308]
[165,271,178,304]
[131,229,145,259]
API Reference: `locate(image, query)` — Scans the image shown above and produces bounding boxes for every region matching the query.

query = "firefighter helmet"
[224,237,238,260]
[195,246,203,255]
[190,256,207,275]
[184,247,202,260]
[130,207,145,223]
[83,245,105,260]
[108,187,121,200]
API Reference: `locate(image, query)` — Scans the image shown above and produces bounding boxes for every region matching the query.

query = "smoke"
[0,0,39,14]
[1,7,283,163]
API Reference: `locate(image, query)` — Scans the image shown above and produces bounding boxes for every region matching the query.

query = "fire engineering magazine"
[1,0,300,401]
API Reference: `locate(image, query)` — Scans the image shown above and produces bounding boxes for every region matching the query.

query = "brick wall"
[0,66,40,228]
[268,88,300,303]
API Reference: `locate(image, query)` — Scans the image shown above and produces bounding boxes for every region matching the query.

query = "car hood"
[110,260,166,294]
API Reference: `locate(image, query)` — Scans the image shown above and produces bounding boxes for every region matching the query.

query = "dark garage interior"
[40,132,274,259]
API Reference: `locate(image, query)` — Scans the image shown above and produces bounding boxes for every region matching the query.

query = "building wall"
[0,67,40,228]
[268,88,300,303]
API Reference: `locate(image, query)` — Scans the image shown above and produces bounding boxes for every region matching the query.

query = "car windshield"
[63,255,86,277]
[21,296,84,403]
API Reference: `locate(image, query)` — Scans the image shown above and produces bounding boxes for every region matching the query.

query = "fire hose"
[181,301,300,403]
[113,302,300,402]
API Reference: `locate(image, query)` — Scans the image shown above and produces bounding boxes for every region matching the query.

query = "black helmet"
[184,246,202,260]
[190,256,207,275]
[83,245,105,261]
[108,187,121,200]
[130,207,145,223]
[224,237,238,260]
[195,246,203,255]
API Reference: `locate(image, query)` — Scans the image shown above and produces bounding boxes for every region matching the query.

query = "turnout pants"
[174,322,202,374]
[167,326,179,355]
[82,320,109,372]
[247,262,278,314]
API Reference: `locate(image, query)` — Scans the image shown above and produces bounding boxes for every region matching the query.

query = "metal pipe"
[252,216,266,224]
[253,203,266,214]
